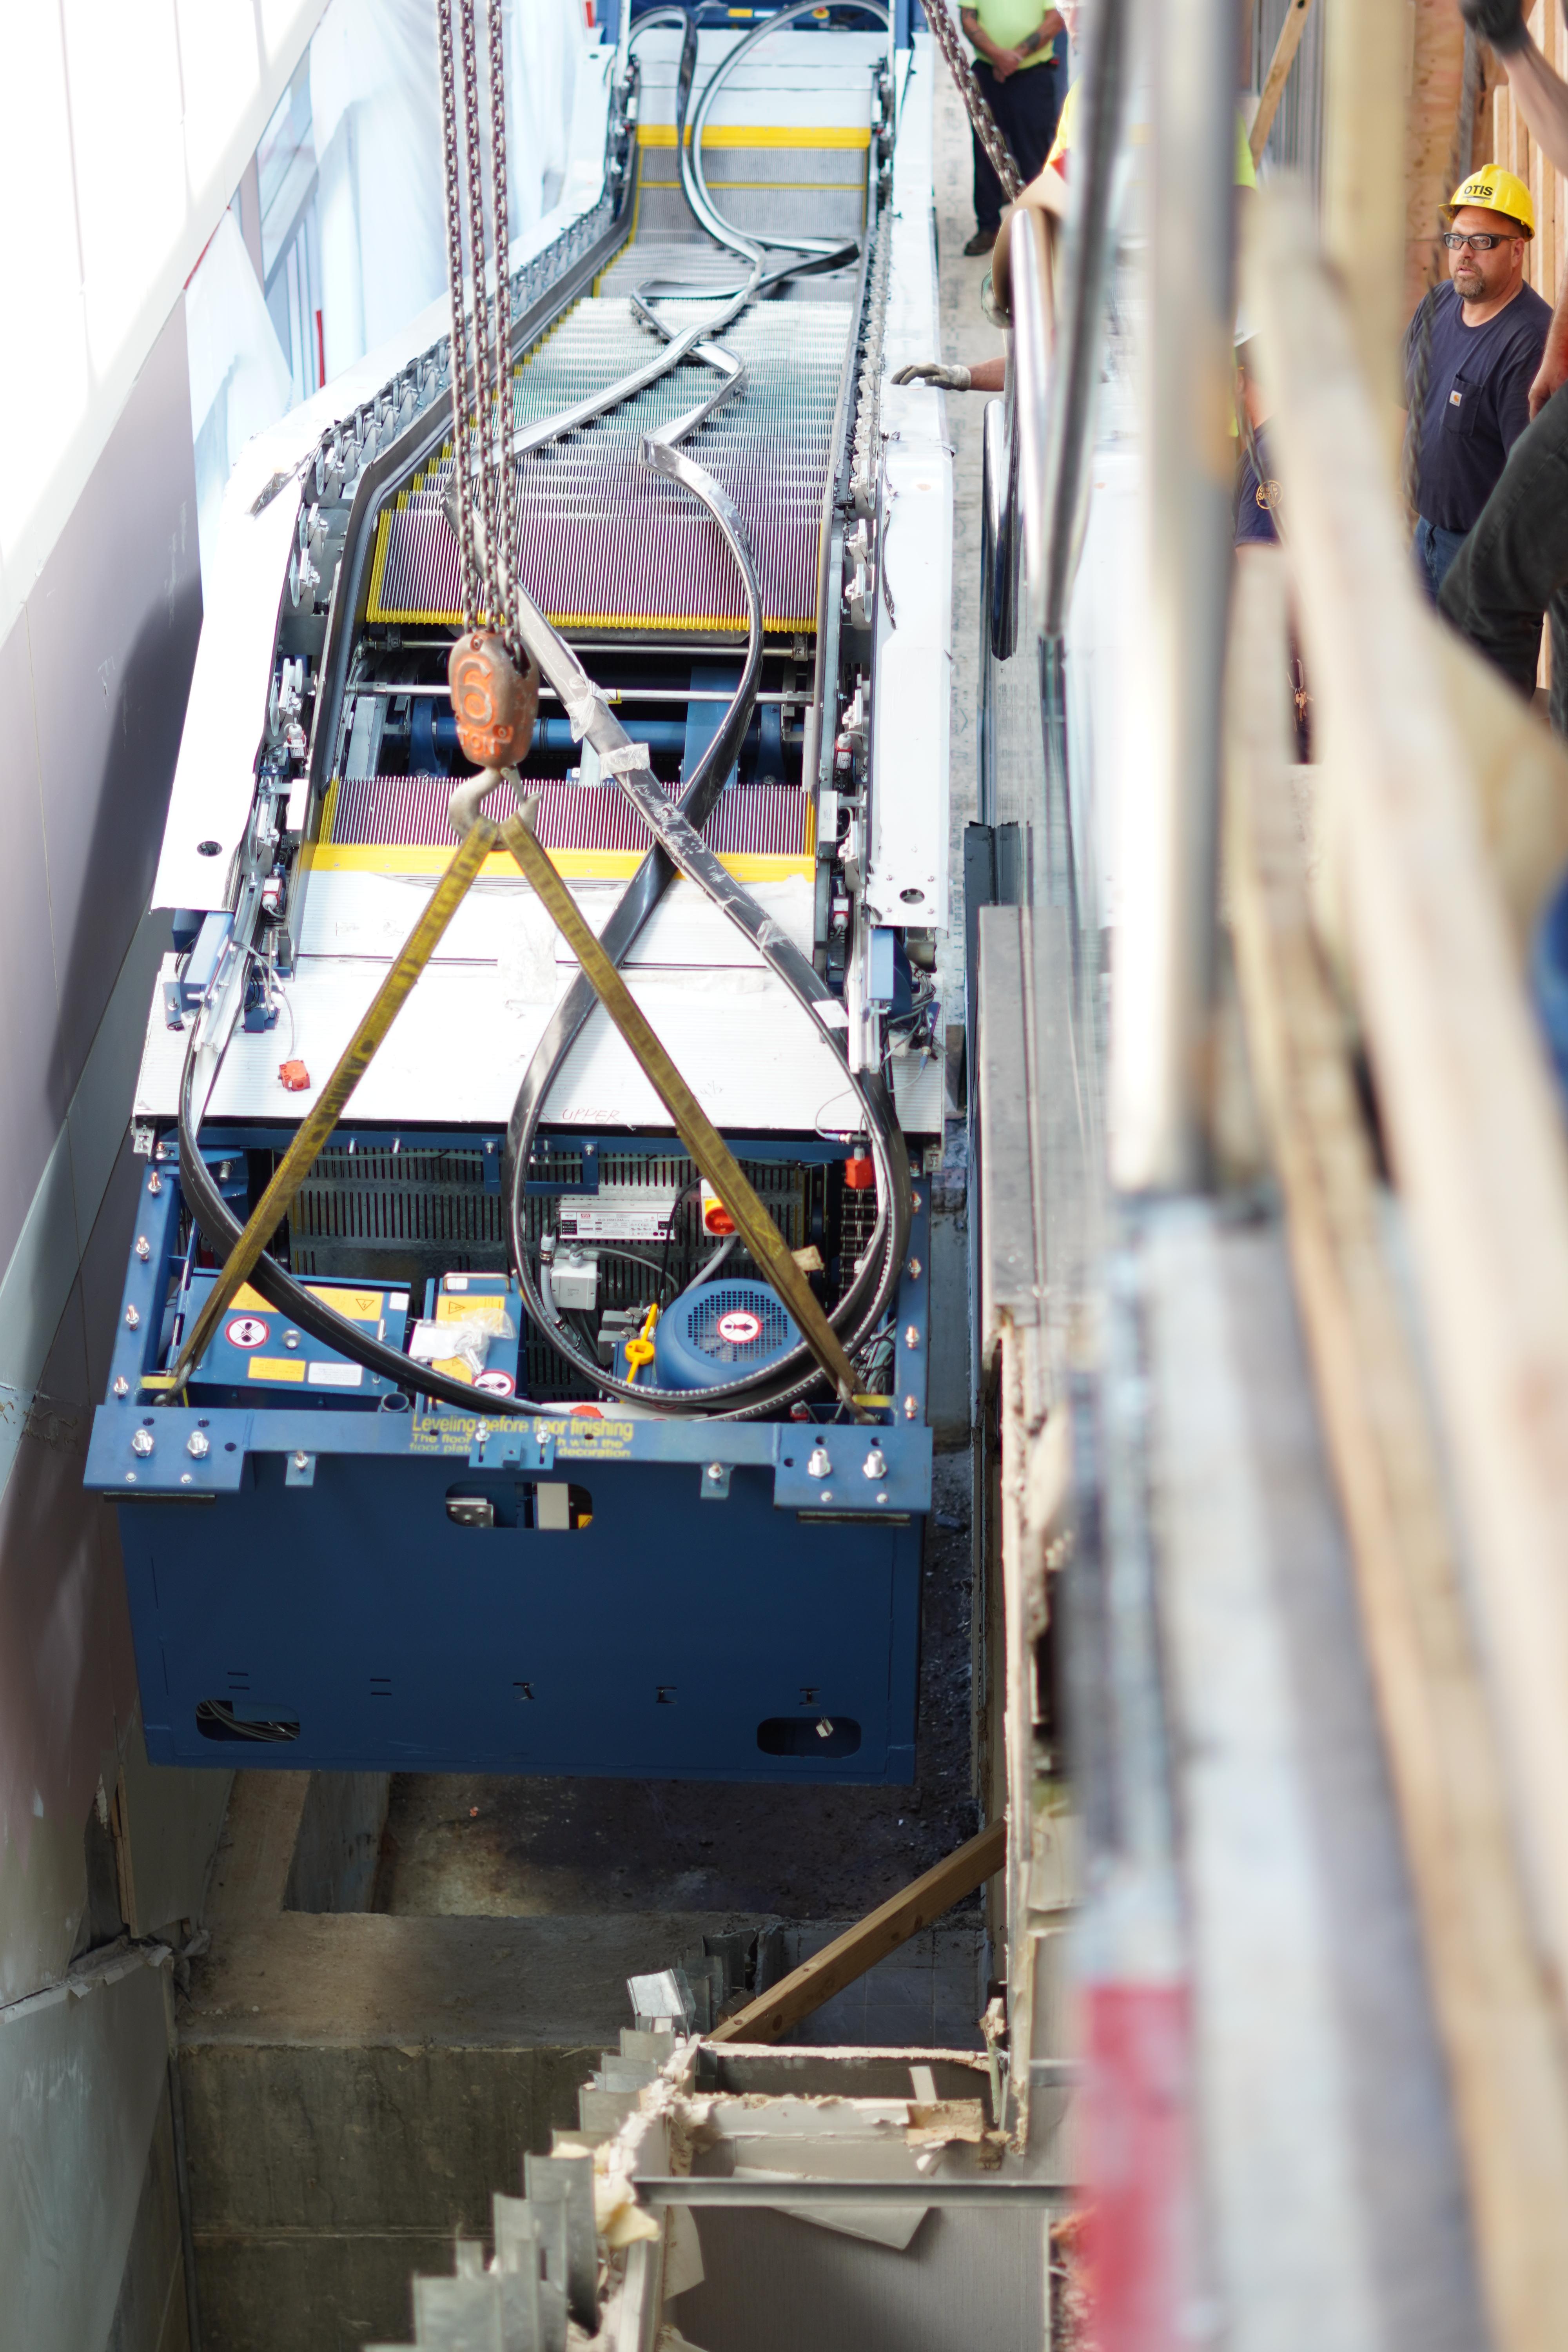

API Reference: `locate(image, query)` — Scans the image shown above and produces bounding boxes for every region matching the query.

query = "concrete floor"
[932,55,999,1007]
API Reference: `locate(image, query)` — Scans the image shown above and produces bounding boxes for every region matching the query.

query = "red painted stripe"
[1080,1980,1190,2352]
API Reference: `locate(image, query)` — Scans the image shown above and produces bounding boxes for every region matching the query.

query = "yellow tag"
[248,1356,307,1382]
[305,1286,384,1323]
[232,1283,271,1312]
[436,1293,509,1330]
[434,1355,475,1384]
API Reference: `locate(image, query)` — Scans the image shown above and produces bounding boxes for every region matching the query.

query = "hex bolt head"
[180,1472,192,1486]
[186,1431,210,1459]
[877,1490,889,1504]
[293,1450,310,1471]
[134,1236,151,1261]
[706,1462,725,1482]
[283,1331,301,1351]
[124,1305,141,1330]
[113,1376,130,1399]
[902,1394,918,1420]
[147,1172,162,1196]
[131,1428,154,1458]
[218,1162,232,1180]
[815,1718,834,1739]
[807,1443,832,1479]
[903,1324,920,1349]
[906,1257,922,1279]
[863,1445,887,1480]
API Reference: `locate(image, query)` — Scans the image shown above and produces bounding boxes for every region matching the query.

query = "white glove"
[892,361,973,391]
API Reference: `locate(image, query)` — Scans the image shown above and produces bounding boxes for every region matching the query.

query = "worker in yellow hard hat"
[1402,164,1548,603]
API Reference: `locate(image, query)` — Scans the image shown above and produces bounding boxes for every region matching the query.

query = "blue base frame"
[89,1148,933,1782]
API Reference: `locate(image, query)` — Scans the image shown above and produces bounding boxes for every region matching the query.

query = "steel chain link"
[922,0,1024,203]
[437,0,521,647]
[437,0,480,627]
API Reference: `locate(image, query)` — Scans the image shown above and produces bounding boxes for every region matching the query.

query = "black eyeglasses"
[1443,231,1515,251]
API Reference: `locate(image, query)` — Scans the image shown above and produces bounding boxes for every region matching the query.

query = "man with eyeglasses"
[1403,167,1548,603]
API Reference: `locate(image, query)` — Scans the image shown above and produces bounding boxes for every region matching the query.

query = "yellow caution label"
[305,1286,385,1323]
[435,1293,511,1329]
[232,1283,270,1312]
[248,1357,307,1383]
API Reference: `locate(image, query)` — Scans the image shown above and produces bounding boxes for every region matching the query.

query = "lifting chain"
[436,0,537,764]
[922,0,1024,204]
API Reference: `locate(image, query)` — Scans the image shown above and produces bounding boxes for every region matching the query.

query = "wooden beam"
[1323,0,1407,445]
[707,1819,1006,2046]
[1253,187,1568,2028]
[1249,0,1316,167]
[1226,547,1568,2352]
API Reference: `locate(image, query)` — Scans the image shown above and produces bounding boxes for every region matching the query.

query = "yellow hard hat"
[1446,166,1535,237]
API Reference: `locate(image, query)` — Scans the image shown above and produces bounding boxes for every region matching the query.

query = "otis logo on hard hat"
[1444,165,1536,236]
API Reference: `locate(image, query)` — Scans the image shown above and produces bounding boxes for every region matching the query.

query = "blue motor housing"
[653,1279,801,1391]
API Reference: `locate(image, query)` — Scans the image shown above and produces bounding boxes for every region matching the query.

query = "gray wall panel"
[26,302,201,1116]
[0,615,66,1273]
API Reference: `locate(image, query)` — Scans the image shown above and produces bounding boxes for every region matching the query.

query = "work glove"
[1459,0,1529,53]
[892,361,973,390]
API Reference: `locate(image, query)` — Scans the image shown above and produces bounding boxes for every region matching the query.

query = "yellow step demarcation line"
[635,123,870,148]
[300,843,814,884]
[304,781,815,886]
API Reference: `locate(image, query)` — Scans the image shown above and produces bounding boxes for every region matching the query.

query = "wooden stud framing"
[1226,547,1568,2352]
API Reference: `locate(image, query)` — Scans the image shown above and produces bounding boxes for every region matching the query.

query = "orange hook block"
[447,630,540,768]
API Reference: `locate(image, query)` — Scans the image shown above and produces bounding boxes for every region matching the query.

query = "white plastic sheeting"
[186,211,296,583]
[311,0,592,383]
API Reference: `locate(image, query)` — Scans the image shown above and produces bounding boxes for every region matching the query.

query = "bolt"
[147,1173,162,1196]
[218,1162,232,1180]
[863,1445,887,1479]
[906,1257,922,1279]
[125,1305,140,1330]
[180,1473,192,1486]
[822,1491,834,1503]
[912,1189,923,1212]
[877,1491,889,1504]
[131,1429,154,1458]
[904,1324,920,1349]
[125,1472,137,1485]
[135,1236,151,1261]
[815,1719,833,1739]
[187,1431,210,1459]
[903,1395,918,1420]
[706,1462,725,1482]
[283,1331,300,1351]
[113,1376,130,1399]
[293,1451,310,1471]
[807,1443,832,1479]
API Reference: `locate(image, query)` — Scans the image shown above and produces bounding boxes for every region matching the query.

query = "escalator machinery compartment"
[87,1155,933,1783]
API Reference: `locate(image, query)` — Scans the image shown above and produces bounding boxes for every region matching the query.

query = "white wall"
[0,0,332,648]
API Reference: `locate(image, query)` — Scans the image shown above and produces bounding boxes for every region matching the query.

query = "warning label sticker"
[226,1315,270,1350]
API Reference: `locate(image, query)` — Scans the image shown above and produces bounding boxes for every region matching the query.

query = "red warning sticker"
[225,1315,270,1350]
[716,1308,764,1346]
[474,1369,515,1397]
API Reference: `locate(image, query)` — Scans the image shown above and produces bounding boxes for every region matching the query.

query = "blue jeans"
[1415,516,1468,603]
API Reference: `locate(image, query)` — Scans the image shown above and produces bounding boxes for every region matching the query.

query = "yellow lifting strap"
[154,771,871,1414]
